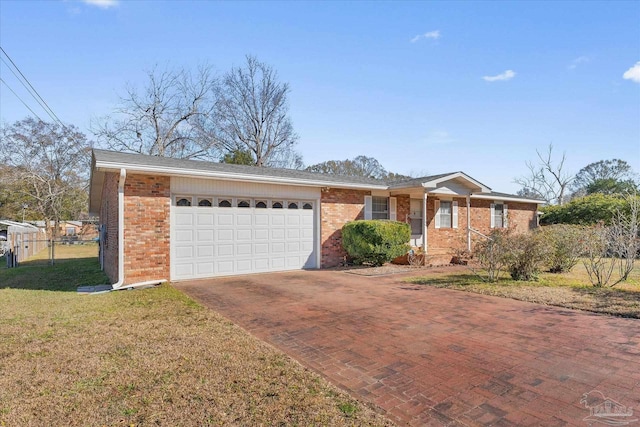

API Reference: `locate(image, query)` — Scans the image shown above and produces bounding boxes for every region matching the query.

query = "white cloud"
[482,70,516,82]
[82,0,119,8]
[623,61,640,83]
[568,56,590,70]
[410,30,440,43]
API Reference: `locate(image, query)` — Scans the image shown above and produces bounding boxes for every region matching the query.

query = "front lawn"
[405,261,640,318]
[0,247,391,426]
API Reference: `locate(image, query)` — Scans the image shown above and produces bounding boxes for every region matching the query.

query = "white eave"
[470,194,544,204]
[93,160,389,191]
[421,172,491,193]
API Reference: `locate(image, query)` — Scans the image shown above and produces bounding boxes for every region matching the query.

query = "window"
[198,198,212,207]
[288,202,298,209]
[176,197,191,207]
[372,197,388,220]
[237,199,251,208]
[491,203,507,228]
[302,202,313,210]
[255,200,267,208]
[439,201,452,228]
[272,201,283,209]
[218,199,232,207]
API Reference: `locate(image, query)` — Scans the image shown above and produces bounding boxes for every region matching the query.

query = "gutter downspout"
[422,190,427,255]
[466,194,472,251]
[111,168,127,290]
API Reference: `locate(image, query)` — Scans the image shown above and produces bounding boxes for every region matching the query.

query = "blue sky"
[1,0,639,193]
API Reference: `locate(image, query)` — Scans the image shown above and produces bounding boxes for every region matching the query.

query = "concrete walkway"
[175,269,640,426]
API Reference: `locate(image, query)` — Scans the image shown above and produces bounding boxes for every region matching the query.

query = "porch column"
[466,194,471,251]
[422,190,427,254]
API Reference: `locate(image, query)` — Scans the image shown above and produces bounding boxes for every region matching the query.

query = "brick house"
[89,149,542,287]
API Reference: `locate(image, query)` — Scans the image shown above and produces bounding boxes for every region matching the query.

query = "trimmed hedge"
[342,220,410,266]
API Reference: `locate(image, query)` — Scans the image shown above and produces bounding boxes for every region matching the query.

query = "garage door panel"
[172,200,317,280]
[272,242,285,253]
[175,213,194,226]
[218,229,233,241]
[175,245,193,259]
[217,214,233,225]
[254,258,269,270]
[254,214,269,226]
[271,215,285,226]
[287,228,300,238]
[254,243,269,254]
[236,243,252,255]
[236,229,251,240]
[217,260,234,274]
[287,242,300,252]
[236,214,252,226]
[197,229,214,242]
[197,263,214,275]
[237,259,252,271]
[254,229,268,240]
[217,244,234,257]
[197,214,214,226]
[197,245,214,257]
[271,257,285,268]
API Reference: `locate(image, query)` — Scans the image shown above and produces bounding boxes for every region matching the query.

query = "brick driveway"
[174,269,640,426]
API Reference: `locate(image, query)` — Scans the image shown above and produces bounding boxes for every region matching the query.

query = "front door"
[409,199,423,247]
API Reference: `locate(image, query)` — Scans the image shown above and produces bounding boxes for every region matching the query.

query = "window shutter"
[364,195,372,220]
[452,201,458,229]
[490,203,495,228]
[389,197,397,221]
[503,204,508,228]
[434,200,441,229]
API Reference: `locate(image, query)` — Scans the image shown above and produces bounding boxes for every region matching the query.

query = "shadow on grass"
[0,256,109,292]
[403,271,640,318]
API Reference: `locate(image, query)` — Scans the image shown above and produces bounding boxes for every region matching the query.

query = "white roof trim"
[94,160,389,191]
[421,172,491,193]
[471,194,543,204]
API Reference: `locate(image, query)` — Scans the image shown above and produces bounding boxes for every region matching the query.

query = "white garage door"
[171,196,317,280]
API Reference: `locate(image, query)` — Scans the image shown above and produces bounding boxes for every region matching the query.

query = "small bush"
[472,229,510,282]
[539,224,586,273]
[342,220,410,266]
[503,231,551,281]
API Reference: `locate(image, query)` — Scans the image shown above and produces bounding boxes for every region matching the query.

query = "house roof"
[89,149,544,215]
[471,191,546,204]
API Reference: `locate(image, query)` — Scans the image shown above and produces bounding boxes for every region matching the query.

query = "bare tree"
[582,193,640,287]
[514,144,574,205]
[92,64,219,160]
[306,155,410,180]
[0,118,91,236]
[214,56,301,168]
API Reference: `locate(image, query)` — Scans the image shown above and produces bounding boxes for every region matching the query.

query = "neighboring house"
[89,149,543,286]
[34,220,98,239]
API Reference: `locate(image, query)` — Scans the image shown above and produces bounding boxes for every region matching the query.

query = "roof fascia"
[470,194,544,204]
[420,172,491,193]
[94,160,389,191]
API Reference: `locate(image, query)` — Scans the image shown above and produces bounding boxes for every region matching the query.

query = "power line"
[0,77,45,122]
[0,46,65,127]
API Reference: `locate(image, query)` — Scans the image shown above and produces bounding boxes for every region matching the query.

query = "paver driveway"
[175,269,640,426]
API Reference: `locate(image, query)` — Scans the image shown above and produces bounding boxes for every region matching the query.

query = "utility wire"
[0,77,45,122]
[0,46,65,127]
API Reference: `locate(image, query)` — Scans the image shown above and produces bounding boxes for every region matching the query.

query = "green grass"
[0,246,392,426]
[405,261,640,318]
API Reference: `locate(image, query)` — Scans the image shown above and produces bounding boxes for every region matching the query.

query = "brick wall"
[320,188,369,268]
[427,197,539,253]
[100,172,120,283]
[122,174,171,284]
